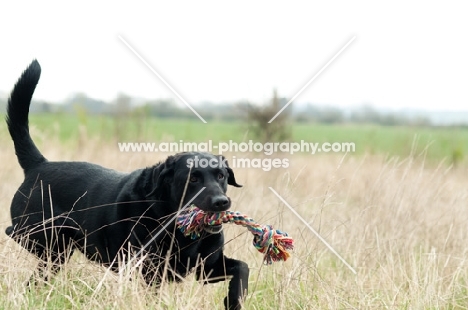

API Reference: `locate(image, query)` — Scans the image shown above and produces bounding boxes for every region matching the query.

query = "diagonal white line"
[268,187,357,274]
[268,36,356,123]
[118,35,207,123]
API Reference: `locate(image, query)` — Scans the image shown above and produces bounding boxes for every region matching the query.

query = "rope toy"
[176,205,294,264]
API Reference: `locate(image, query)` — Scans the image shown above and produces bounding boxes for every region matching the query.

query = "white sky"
[1,1,467,111]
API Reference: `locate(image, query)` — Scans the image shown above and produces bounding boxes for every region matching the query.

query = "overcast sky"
[1,1,467,111]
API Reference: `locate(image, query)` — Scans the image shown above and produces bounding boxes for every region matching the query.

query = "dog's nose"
[211,196,230,211]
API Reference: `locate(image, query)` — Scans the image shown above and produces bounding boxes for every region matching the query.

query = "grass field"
[1,113,467,165]
[0,115,467,309]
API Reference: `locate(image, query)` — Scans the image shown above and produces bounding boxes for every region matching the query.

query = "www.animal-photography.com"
[1,2,468,309]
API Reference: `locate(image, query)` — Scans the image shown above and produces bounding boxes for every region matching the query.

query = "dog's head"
[147,152,241,212]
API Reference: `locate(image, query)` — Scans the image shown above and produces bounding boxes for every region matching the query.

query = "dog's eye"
[190,176,198,183]
[218,173,225,180]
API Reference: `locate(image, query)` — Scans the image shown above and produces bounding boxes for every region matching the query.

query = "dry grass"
[0,139,467,309]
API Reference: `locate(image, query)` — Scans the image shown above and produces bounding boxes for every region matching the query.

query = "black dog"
[5,60,249,309]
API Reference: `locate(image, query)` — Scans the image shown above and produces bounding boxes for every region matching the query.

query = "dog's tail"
[6,60,47,172]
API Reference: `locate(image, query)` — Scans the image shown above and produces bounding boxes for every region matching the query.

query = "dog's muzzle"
[203,224,223,234]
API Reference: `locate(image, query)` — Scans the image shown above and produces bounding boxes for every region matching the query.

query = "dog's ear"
[146,156,175,199]
[227,166,242,187]
[221,156,242,187]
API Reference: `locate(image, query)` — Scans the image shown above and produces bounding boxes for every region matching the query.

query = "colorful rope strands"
[176,205,294,264]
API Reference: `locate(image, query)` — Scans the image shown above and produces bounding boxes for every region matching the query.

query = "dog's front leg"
[224,257,249,310]
[202,256,249,310]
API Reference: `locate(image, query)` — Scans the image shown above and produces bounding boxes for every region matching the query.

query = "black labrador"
[5,60,249,309]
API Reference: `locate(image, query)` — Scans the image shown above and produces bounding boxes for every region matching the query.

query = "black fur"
[5,60,249,309]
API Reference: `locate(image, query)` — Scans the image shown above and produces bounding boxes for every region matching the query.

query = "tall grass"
[0,134,467,308]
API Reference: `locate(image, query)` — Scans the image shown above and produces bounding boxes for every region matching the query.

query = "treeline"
[294,103,432,126]
[0,92,462,127]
